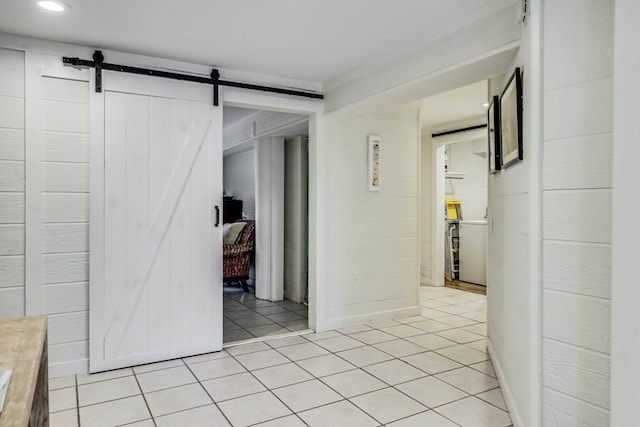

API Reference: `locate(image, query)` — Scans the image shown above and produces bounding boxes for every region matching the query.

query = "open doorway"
[439,139,488,292]
[419,81,489,293]
[221,106,310,343]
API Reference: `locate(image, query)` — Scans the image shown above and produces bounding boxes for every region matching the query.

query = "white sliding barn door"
[90,73,223,372]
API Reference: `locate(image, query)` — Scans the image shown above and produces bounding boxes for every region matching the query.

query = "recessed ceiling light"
[482,102,489,108]
[36,0,70,12]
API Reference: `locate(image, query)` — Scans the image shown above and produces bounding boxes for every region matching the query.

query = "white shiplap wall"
[322,108,421,328]
[485,2,543,422]
[0,48,25,318]
[0,51,90,374]
[543,0,613,424]
[41,76,91,373]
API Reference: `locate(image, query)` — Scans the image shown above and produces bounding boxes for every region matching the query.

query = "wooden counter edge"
[0,315,48,427]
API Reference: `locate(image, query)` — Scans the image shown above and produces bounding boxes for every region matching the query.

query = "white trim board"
[49,359,89,379]
[221,88,324,332]
[488,338,524,427]
[420,278,436,287]
[223,329,313,350]
[611,0,640,425]
[319,307,421,332]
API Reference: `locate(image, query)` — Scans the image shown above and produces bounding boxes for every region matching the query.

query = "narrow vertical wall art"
[368,134,382,191]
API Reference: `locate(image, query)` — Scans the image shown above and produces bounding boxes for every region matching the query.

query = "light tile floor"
[223,285,309,343]
[49,286,512,426]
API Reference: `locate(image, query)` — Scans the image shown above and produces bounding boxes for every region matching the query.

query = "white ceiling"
[420,80,488,128]
[0,0,514,83]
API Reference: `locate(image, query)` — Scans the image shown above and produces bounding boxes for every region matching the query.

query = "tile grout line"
[333,333,488,380]
[118,369,155,426]
[53,287,509,426]
[287,336,432,425]
[180,359,235,427]
[388,408,464,427]
[69,349,504,422]
[218,338,501,426]
[223,345,312,426]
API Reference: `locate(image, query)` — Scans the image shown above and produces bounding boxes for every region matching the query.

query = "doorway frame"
[88,76,323,371]
[429,126,488,288]
[222,88,323,333]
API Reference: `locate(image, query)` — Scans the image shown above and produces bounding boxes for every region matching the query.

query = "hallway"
[48,286,510,426]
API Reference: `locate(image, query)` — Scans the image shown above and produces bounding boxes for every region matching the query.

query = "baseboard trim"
[420,277,435,286]
[487,338,524,427]
[318,306,421,331]
[224,329,313,349]
[49,359,89,378]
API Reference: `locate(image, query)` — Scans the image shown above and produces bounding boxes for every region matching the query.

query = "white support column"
[307,112,323,331]
[255,137,285,301]
[431,143,445,287]
[24,52,42,315]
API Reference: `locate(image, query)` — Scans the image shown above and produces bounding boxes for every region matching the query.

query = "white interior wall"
[486,2,544,425]
[0,47,92,376]
[323,5,520,114]
[542,0,614,425]
[223,147,256,219]
[0,48,25,318]
[446,140,488,220]
[321,107,421,329]
[41,76,91,374]
[487,77,533,427]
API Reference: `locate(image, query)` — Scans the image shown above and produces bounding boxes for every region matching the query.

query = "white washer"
[458,220,487,286]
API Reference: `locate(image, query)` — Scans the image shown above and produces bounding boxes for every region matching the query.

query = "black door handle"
[214,205,220,227]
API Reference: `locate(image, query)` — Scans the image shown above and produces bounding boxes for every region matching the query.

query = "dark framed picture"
[487,95,501,174]
[500,67,523,169]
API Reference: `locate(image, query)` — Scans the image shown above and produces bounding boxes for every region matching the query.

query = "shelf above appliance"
[445,172,466,180]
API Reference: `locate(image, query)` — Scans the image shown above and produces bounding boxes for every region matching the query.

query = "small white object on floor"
[0,368,12,412]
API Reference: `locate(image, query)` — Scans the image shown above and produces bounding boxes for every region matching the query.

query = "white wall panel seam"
[24,51,42,315]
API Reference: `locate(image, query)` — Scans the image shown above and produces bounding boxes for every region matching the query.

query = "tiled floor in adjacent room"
[49,286,512,426]
[223,285,309,343]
